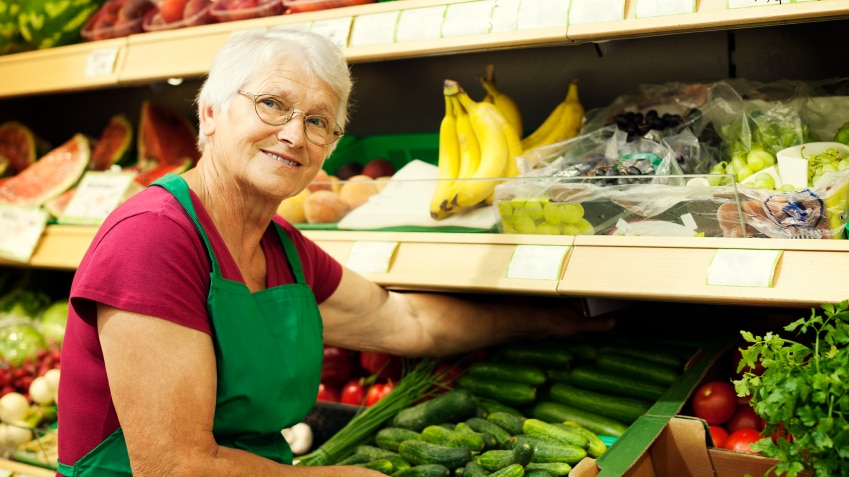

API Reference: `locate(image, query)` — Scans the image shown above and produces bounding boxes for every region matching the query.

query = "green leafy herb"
[734,300,849,476]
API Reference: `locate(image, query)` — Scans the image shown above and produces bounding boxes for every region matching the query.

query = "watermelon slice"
[0,133,90,206]
[130,157,193,187]
[0,121,37,176]
[137,101,200,170]
[90,114,133,171]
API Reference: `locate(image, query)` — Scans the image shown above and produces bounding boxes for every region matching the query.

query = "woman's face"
[206,56,340,202]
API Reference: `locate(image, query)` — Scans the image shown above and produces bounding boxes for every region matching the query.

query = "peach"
[277,188,310,223]
[303,190,350,224]
[307,169,333,192]
[339,174,380,210]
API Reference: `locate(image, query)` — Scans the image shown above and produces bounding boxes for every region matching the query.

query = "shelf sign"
[635,0,695,18]
[516,0,569,31]
[507,244,570,280]
[311,17,354,49]
[396,5,446,43]
[706,248,782,287]
[349,11,400,47]
[346,241,399,274]
[85,47,120,78]
[0,470,12,477]
[0,204,48,263]
[58,171,136,225]
[442,1,494,38]
[568,0,626,25]
[728,0,806,8]
[491,0,522,33]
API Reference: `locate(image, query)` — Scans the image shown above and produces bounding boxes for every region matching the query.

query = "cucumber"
[521,418,589,450]
[525,469,558,477]
[548,382,651,424]
[597,344,684,369]
[465,417,512,447]
[458,375,536,407]
[500,343,574,368]
[356,457,395,474]
[506,434,586,465]
[489,463,525,477]
[474,396,525,417]
[545,369,574,384]
[459,460,490,477]
[398,440,472,469]
[467,361,547,387]
[559,421,606,458]
[335,453,372,465]
[391,389,478,431]
[531,401,629,438]
[570,366,667,401]
[375,427,422,452]
[486,411,527,436]
[354,444,399,460]
[474,442,534,472]
[524,462,573,476]
[421,425,485,452]
[595,351,680,385]
[391,464,451,477]
[454,422,499,451]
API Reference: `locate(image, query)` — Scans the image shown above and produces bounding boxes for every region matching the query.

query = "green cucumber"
[474,442,533,472]
[597,344,684,369]
[391,389,478,431]
[531,401,629,438]
[398,440,472,469]
[458,375,536,407]
[375,427,422,452]
[421,425,485,452]
[559,421,606,458]
[391,464,451,477]
[521,418,588,450]
[467,361,547,387]
[335,453,372,465]
[595,351,680,385]
[486,411,527,436]
[545,368,574,384]
[548,382,651,424]
[524,462,573,476]
[474,396,525,417]
[459,460,490,477]
[489,463,525,477]
[356,457,395,474]
[354,444,399,460]
[454,422,499,450]
[525,469,558,477]
[506,434,586,464]
[465,417,512,447]
[500,343,574,368]
[570,366,667,401]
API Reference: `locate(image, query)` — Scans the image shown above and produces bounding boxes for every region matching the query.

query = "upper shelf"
[6,224,849,309]
[1,0,848,98]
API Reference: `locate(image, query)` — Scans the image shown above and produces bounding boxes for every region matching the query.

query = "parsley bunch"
[734,301,849,476]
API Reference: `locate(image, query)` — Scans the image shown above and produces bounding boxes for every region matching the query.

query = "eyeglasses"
[237,90,344,146]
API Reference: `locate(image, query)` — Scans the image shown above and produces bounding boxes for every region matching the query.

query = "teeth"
[267,151,298,166]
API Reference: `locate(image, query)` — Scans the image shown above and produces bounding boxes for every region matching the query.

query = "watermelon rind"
[0,121,36,175]
[17,0,102,49]
[0,133,91,206]
[137,101,200,170]
[128,156,193,187]
[90,114,133,171]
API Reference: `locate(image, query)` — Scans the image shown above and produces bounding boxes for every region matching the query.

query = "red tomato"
[722,428,762,454]
[365,382,394,407]
[691,381,738,425]
[316,382,339,403]
[321,346,354,386]
[339,379,366,406]
[726,404,765,433]
[360,352,403,381]
[158,0,187,23]
[733,346,765,377]
[708,425,729,448]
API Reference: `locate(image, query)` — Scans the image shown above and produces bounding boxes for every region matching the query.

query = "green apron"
[58,174,324,476]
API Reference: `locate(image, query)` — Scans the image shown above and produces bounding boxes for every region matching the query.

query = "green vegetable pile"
[735,301,849,477]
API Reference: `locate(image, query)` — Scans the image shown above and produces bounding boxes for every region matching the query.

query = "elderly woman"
[56,27,612,476]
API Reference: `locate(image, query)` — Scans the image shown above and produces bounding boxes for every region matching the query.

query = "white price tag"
[396,6,446,43]
[349,11,400,47]
[0,470,13,477]
[311,17,353,49]
[516,0,569,30]
[706,249,782,287]
[0,204,48,263]
[568,0,626,24]
[506,244,570,280]
[345,241,399,274]
[58,171,136,225]
[491,0,522,32]
[442,1,494,38]
[85,47,120,78]
[728,0,786,9]
[635,0,695,18]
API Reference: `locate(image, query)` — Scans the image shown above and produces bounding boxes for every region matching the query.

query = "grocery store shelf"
[7,224,849,308]
[1,0,847,98]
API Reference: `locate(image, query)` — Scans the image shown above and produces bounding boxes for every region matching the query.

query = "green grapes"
[497,197,593,236]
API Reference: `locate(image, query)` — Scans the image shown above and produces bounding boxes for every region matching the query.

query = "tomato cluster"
[316,346,405,408]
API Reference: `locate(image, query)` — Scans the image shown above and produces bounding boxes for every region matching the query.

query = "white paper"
[59,171,135,225]
[635,0,695,18]
[728,0,784,9]
[0,205,48,263]
[491,0,522,32]
[507,244,570,280]
[346,241,399,273]
[568,0,626,24]
[85,47,119,78]
[311,17,354,49]
[706,249,782,287]
[349,11,399,47]
[516,0,569,30]
[442,1,494,38]
[396,6,446,43]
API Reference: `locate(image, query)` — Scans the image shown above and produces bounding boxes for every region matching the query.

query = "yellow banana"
[478,64,523,137]
[430,86,461,220]
[520,78,584,153]
[452,90,481,182]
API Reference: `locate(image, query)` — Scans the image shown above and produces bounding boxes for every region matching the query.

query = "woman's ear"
[199,103,216,137]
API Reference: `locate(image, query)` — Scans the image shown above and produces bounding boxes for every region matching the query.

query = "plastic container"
[81,0,155,41]
[323,132,439,176]
[283,0,375,14]
[210,0,284,22]
[142,0,216,32]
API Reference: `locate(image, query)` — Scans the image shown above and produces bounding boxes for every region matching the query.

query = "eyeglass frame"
[237,90,344,146]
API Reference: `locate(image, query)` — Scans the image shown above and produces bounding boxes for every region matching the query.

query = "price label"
[442,1,494,38]
[85,47,120,77]
[58,171,136,225]
[0,204,48,263]
[506,244,570,280]
[345,241,399,273]
[396,5,446,43]
[0,470,12,477]
[728,0,789,8]
[311,17,354,49]
[568,0,626,24]
[516,0,569,30]
[349,11,400,47]
[706,249,782,287]
[635,0,695,18]
[491,0,522,32]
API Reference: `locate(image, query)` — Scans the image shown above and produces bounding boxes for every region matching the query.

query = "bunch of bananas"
[430,78,522,220]
[520,78,585,155]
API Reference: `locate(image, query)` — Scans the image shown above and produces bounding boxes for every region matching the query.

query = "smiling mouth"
[265,150,299,166]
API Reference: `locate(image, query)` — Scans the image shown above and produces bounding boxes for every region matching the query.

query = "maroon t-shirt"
[56,185,343,468]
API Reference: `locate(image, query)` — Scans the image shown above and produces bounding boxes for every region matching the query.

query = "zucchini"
[548,382,651,424]
[473,396,525,417]
[524,462,573,476]
[375,427,422,452]
[454,422,499,451]
[506,435,586,464]
[391,464,451,477]
[595,351,680,385]
[459,460,490,477]
[521,418,588,450]
[465,417,512,447]
[597,344,684,369]
[398,440,472,470]
[466,361,547,387]
[500,343,574,368]
[531,401,629,438]
[486,411,527,436]
[391,389,478,431]
[489,464,525,477]
[559,421,606,458]
[474,442,534,472]
[421,425,485,452]
[570,366,667,401]
[458,375,536,407]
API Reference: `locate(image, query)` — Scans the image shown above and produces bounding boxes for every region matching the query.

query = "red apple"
[362,158,395,179]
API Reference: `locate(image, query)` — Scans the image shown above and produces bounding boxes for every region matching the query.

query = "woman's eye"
[307,116,329,129]
[259,96,285,111]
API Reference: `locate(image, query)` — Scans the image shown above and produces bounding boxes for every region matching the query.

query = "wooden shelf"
[1,0,847,98]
